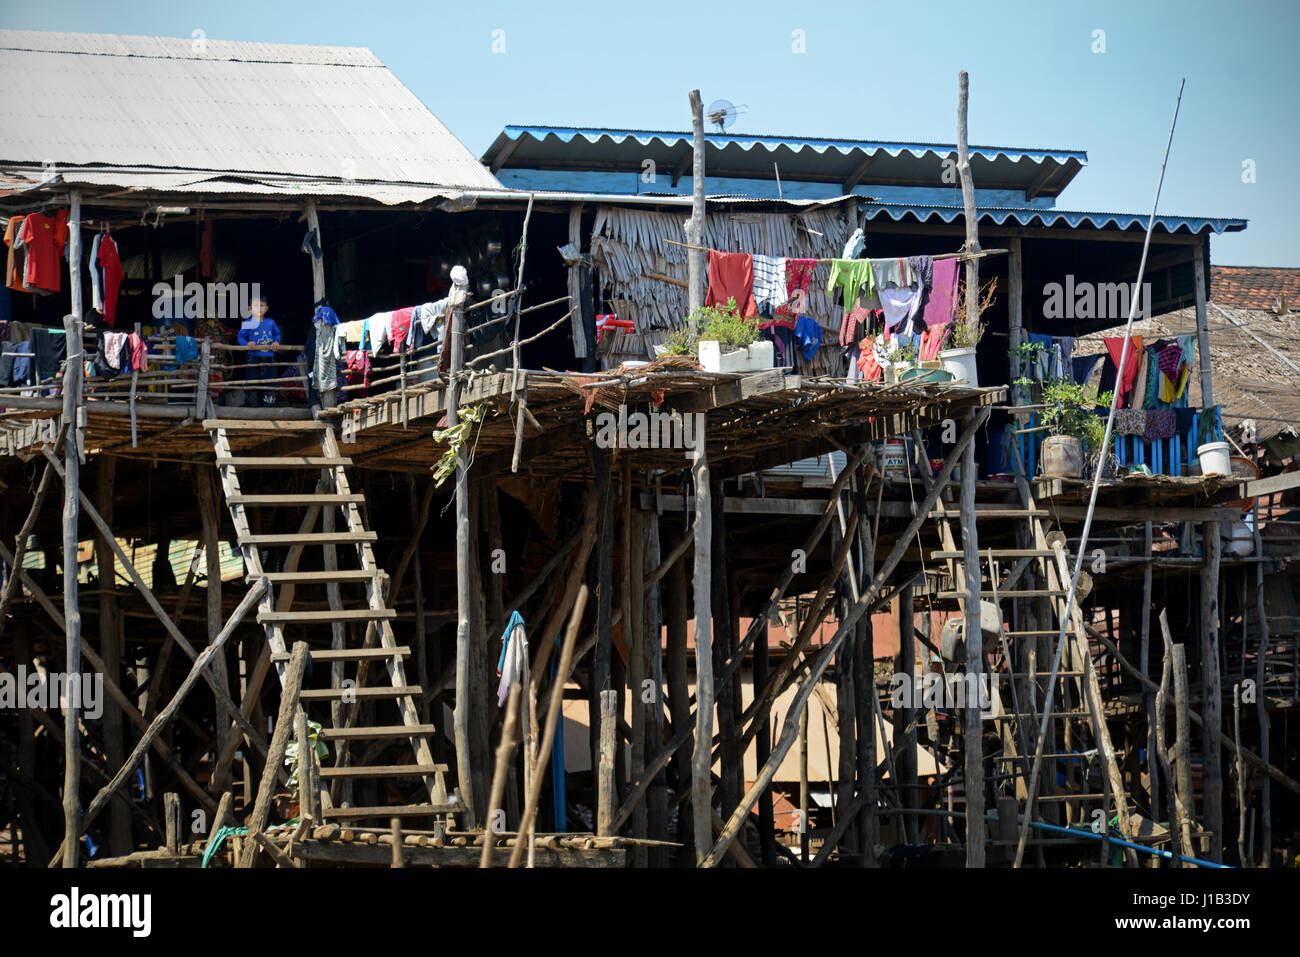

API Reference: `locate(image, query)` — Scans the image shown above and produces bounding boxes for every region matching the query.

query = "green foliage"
[432,402,486,487]
[665,298,760,355]
[284,720,328,796]
[1040,378,1113,453]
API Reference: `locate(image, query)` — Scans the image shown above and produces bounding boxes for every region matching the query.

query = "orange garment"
[3,215,25,291]
[1103,335,1143,409]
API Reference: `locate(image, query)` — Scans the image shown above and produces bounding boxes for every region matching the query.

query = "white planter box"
[698,339,774,373]
[939,346,979,386]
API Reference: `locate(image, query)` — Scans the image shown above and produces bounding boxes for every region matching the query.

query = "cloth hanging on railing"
[752,255,788,316]
[496,611,528,707]
[1102,335,1143,408]
[775,258,817,322]
[921,257,959,328]
[31,328,66,381]
[705,250,758,317]
[1144,409,1176,441]
[1115,409,1146,436]
[826,259,875,321]
[1071,353,1104,386]
[313,321,338,392]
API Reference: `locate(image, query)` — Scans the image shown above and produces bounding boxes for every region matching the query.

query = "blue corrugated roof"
[861,202,1247,235]
[494,125,1088,165]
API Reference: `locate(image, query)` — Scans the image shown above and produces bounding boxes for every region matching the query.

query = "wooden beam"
[842,152,878,194]
[1194,242,1213,407]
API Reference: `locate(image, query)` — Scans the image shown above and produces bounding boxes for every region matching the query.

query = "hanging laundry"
[751,255,788,316]
[313,321,338,392]
[344,350,371,393]
[705,250,758,317]
[838,295,872,346]
[907,256,933,325]
[776,258,817,322]
[856,336,883,381]
[173,335,198,366]
[842,227,865,260]
[88,232,104,312]
[919,325,947,362]
[1130,349,1149,408]
[31,328,67,381]
[4,215,26,292]
[794,315,823,361]
[314,304,340,326]
[389,306,414,351]
[9,338,32,385]
[496,611,529,707]
[1071,353,1104,386]
[922,257,959,328]
[1144,409,1176,441]
[340,318,367,347]
[1115,409,1146,436]
[1196,405,1222,447]
[879,285,921,330]
[95,331,128,378]
[1103,336,1143,408]
[18,209,69,294]
[365,311,393,352]
[96,233,123,325]
[825,259,874,319]
[1026,332,1055,381]
[128,332,149,372]
[200,219,216,278]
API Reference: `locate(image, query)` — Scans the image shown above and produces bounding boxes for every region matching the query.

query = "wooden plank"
[322,804,461,820]
[228,493,366,506]
[299,686,420,700]
[259,569,375,584]
[318,724,438,741]
[257,608,396,624]
[216,456,352,468]
[293,838,624,868]
[238,531,376,546]
[318,764,450,779]
[204,419,328,431]
[273,646,411,662]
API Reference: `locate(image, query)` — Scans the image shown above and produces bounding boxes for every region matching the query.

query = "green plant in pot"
[1039,378,1112,478]
[667,298,768,371]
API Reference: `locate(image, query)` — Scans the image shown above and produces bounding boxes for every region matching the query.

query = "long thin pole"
[61,190,84,868]
[686,90,706,312]
[1014,79,1186,867]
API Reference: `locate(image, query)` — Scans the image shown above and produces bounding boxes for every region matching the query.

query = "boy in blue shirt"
[238,295,281,407]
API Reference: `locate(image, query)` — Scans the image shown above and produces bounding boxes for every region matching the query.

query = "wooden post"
[956,71,982,327]
[60,190,84,868]
[240,642,310,868]
[959,411,985,867]
[686,90,706,313]
[94,456,130,856]
[481,684,521,868]
[1008,236,1024,406]
[753,601,776,866]
[691,430,714,865]
[711,479,741,824]
[1193,242,1213,407]
[1140,521,1158,828]
[1200,520,1222,861]
[664,524,692,861]
[596,690,618,837]
[798,703,810,863]
[1171,641,1197,865]
[163,793,181,854]
[446,274,478,828]
[1253,505,1271,867]
[897,583,918,843]
[195,466,231,793]
[567,203,587,360]
[1154,625,1178,863]
[592,447,617,835]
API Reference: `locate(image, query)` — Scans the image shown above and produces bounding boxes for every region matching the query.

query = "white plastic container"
[1197,441,1232,476]
[698,339,774,373]
[939,346,979,386]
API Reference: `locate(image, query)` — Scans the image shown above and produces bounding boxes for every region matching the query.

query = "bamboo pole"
[480,684,521,868]
[1201,520,1223,861]
[691,430,713,865]
[686,90,706,312]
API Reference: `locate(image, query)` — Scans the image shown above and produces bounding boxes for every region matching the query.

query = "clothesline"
[662,238,1009,263]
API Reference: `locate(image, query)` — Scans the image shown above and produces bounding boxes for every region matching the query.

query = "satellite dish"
[706,99,748,132]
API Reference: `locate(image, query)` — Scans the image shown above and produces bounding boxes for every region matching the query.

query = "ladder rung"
[229,493,366,506]
[217,456,351,469]
[204,418,328,431]
[300,686,420,700]
[1004,630,1071,637]
[319,763,449,779]
[258,608,395,625]
[931,549,1056,559]
[239,532,376,546]
[932,508,1050,518]
[935,589,1066,599]
[1035,793,1107,802]
[272,646,410,662]
[259,569,376,584]
[318,724,438,741]
[990,711,1091,719]
[1002,671,1086,678]
[994,752,1093,761]
[323,804,460,821]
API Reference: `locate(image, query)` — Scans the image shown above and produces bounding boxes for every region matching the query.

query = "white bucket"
[939,347,979,386]
[1197,441,1232,476]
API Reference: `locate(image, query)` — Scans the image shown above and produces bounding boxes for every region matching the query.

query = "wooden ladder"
[928,477,1132,845]
[206,417,459,828]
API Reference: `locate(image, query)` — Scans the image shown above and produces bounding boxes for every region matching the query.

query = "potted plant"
[665,298,772,373]
[885,339,919,383]
[1040,378,1112,478]
[939,276,997,386]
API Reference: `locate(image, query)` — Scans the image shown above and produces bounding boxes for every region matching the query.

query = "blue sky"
[6,0,1298,265]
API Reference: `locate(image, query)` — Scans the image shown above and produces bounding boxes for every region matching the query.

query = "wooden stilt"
[1200,520,1223,861]
[691,436,713,866]
[94,456,130,856]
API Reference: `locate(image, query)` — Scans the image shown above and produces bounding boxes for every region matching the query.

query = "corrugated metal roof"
[0,29,502,192]
[482,125,1087,197]
[861,202,1247,235]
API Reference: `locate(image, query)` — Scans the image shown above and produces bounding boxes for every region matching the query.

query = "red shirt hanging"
[705,250,758,318]
[19,209,69,293]
[97,234,124,326]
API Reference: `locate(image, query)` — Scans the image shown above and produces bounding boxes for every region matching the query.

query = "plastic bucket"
[939,347,979,386]
[1197,441,1232,476]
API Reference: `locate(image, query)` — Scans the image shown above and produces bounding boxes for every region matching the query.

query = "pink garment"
[922,258,959,328]
[856,339,882,382]
[128,333,148,372]
[920,325,948,362]
[389,306,414,351]
[776,258,817,320]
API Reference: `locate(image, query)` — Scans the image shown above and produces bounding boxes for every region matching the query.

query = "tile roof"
[1211,266,1300,310]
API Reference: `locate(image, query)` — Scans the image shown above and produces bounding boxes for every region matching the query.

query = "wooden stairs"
[206,416,460,829]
